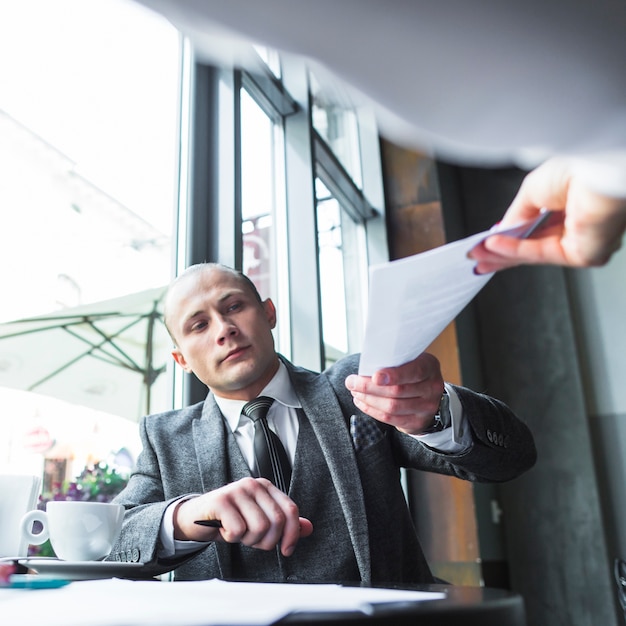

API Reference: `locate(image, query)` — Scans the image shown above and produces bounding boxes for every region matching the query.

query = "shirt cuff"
[158,494,210,559]
[413,384,472,453]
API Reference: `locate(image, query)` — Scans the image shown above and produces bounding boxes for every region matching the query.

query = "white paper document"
[358,216,548,375]
[1,578,446,626]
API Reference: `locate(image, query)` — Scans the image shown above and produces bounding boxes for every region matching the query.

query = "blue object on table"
[3,575,72,589]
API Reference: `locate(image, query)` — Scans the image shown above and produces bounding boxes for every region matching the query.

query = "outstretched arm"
[342,353,536,481]
[470,158,626,273]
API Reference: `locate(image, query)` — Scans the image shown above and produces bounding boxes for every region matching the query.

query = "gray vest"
[227,410,360,582]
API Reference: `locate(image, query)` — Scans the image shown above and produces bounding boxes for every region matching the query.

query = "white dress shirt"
[158,361,469,557]
[214,361,301,472]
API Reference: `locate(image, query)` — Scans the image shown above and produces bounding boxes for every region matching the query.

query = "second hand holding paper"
[358,212,554,375]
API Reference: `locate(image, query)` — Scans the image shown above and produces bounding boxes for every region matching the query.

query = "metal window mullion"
[183,63,241,405]
[281,56,323,372]
[241,69,298,122]
[313,131,375,224]
[186,64,241,268]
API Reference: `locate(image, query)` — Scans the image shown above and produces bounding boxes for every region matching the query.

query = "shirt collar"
[214,360,301,433]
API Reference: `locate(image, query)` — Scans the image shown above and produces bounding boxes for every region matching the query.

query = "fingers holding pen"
[175,477,312,557]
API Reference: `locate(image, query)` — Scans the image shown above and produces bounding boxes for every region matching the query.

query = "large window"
[0,0,180,500]
[241,84,291,354]
[311,68,381,367]
[316,179,368,366]
[311,73,363,188]
[181,54,384,375]
[0,3,388,513]
[241,89,282,300]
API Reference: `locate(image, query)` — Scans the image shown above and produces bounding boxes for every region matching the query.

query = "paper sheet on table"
[0,578,446,626]
[358,218,542,375]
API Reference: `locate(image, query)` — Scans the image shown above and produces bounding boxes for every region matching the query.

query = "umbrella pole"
[144,301,159,416]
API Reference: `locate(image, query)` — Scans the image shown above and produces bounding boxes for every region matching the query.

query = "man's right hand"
[172,477,313,557]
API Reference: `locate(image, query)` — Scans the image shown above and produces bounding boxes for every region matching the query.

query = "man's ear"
[263,298,277,329]
[172,348,192,373]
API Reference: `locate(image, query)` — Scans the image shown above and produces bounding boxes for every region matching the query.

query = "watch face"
[420,414,445,434]
[420,390,451,434]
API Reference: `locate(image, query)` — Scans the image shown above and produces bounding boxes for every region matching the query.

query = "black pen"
[194,519,223,528]
[195,519,304,531]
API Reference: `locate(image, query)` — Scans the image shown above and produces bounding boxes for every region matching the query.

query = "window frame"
[181,49,387,402]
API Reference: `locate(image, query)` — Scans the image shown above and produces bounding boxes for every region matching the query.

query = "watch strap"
[419,389,451,434]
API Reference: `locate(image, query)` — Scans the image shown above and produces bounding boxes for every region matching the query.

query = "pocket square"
[350,414,384,452]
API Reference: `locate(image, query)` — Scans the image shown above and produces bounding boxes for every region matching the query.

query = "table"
[1,575,526,626]
[280,584,526,626]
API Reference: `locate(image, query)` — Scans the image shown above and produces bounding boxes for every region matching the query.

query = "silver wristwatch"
[420,389,451,434]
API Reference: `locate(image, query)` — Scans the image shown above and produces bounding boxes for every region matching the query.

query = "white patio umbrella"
[0,287,172,422]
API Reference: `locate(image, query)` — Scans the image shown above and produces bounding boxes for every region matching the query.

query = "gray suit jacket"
[110,354,536,583]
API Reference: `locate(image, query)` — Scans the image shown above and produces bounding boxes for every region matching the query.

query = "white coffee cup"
[20,501,125,561]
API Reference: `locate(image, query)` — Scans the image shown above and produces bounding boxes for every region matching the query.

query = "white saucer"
[18,558,147,581]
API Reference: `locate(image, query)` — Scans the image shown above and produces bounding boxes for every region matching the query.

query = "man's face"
[167,267,279,400]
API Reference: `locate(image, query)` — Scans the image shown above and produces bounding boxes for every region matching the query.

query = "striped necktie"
[242,396,291,493]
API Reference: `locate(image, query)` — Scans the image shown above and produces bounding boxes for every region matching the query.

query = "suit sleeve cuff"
[158,494,210,559]
[413,384,472,453]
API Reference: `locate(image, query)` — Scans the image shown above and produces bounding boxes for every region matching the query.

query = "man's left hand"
[345,353,444,435]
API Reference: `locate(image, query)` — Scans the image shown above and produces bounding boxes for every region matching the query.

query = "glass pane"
[316,179,366,367]
[241,85,289,354]
[241,87,275,301]
[241,85,287,302]
[311,72,363,188]
[0,0,180,512]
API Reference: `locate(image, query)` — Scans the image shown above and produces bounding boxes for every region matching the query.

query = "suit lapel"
[191,396,251,580]
[287,362,372,582]
[191,397,251,492]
